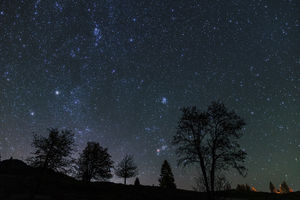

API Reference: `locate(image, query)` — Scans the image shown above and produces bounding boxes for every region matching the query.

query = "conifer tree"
[158,160,176,189]
[134,177,141,186]
[280,181,290,193]
[269,181,276,193]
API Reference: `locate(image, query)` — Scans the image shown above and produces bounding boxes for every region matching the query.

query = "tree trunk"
[210,137,217,200]
[83,172,91,183]
[199,159,210,195]
[210,156,216,200]
[197,154,212,200]
[31,145,53,200]
[210,168,215,200]
[124,177,127,185]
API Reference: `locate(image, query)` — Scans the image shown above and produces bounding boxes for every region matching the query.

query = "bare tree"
[77,142,114,182]
[172,101,247,200]
[28,128,74,172]
[115,154,138,184]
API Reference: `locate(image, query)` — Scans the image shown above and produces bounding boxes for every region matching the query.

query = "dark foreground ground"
[0,159,299,200]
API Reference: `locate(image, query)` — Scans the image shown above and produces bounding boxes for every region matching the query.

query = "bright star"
[161,97,167,105]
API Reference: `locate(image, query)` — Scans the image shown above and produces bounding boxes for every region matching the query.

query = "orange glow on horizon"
[273,186,293,194]
[275,189,280,194]
[251,187,257,192]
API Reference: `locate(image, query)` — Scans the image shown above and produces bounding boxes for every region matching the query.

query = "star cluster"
[0,0,299,191]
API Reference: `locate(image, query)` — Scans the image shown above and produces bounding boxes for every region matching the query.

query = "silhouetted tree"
[115,154,138,184]
[269,181,276,193]
[158,160,176,189]
[28,128,74,172]
[172,101,247,200]
[134,177,141,186]
[77,142,113,182]
[280,181,290,193]
[27,128,74,200]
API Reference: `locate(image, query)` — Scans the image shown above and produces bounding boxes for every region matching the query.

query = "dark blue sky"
[0,0,299,191]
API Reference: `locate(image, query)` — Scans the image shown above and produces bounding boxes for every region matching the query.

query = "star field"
[0,0,299,191]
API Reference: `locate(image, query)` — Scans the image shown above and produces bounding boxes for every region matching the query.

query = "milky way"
[0,0,299,191]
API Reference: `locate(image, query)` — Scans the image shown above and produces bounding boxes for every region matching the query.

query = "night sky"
[0,0,299,191]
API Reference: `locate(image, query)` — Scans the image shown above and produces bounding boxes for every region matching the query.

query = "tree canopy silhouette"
[172,101,247,200]
[28,128,74,172]
[77,142,114,182]
[115,154,138,185]
[158,160,176,189]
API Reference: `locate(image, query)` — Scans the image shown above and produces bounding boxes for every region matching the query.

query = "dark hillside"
[0,159,206,200]
[0,159,299,200]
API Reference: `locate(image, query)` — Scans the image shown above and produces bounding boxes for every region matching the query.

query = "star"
[161,97,167,105]
[0,0,298,192]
